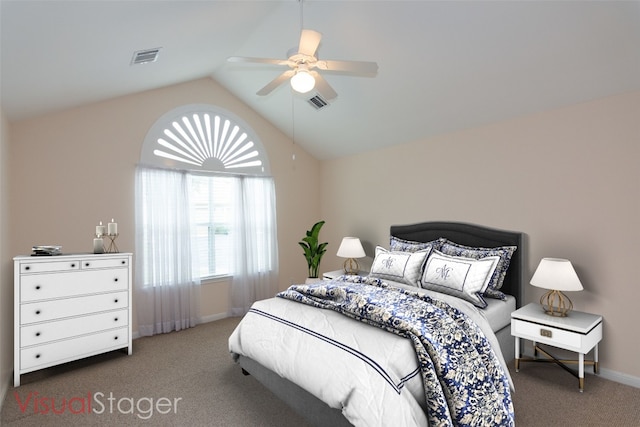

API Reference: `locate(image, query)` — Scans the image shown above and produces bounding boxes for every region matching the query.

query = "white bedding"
[483,294,516,331]
[384,278,515,332]
[228,281,513,427]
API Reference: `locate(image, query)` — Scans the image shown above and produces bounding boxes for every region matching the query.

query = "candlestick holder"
[105,233,119,253]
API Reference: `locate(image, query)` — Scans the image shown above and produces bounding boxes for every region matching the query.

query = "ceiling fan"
[227,28,378,101]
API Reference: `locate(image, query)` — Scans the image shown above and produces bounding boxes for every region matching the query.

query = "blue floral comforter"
[277,275,515,426]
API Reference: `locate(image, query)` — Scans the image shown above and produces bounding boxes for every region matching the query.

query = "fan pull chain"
[291,92,297,169]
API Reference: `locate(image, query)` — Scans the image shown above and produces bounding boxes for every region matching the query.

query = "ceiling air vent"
[131,48,161,65]
[308,94,329,110]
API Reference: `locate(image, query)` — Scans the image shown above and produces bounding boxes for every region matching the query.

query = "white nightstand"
[511,303,603,392]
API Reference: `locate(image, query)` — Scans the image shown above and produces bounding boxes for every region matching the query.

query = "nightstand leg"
[514,337,520,372]
[579,353,585,392]
[594,344,599,374]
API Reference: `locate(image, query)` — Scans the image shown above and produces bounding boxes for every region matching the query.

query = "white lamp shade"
[336,237,365,258]
[530,258,583,292]
[290,69,315,93]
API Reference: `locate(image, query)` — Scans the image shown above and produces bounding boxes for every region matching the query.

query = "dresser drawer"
[20,291,128,324]
[21,309,128,347]
[80,257,129,270]
[20,260,80,274]
[20,327,129,371]
[20,268,128,302]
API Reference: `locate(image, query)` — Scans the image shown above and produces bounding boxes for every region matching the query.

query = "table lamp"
[336,237,365,275]
[530,258,583,317]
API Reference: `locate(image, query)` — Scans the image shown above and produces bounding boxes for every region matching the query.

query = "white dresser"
[14,253,133,387]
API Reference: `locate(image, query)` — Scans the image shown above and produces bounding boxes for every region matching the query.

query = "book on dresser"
[13,252,133,387]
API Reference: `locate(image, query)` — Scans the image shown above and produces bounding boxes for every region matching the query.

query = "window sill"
[201,275,232,285]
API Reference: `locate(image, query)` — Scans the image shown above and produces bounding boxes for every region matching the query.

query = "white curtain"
[135,166,201,336]
[229,176,279,316]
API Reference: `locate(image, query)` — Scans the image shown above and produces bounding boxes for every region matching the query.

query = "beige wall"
[1,109,13,402]
[7,77,321,334]
[3,79,639,390]
[320,90,640,381]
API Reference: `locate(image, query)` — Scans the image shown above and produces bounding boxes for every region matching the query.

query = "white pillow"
[420,250,499,308]
[369,246,430,287]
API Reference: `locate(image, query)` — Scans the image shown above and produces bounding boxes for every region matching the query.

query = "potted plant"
[299,220,328,281]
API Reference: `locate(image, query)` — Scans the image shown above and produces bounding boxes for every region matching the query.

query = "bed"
[229,221,524,426]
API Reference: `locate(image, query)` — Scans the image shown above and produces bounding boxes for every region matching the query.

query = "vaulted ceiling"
[2,1,639,159]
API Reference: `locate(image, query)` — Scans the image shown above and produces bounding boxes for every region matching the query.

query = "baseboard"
[200,312,229,324]
[0,374,7,413]
[600,368,640,389]
[131,312,229,340]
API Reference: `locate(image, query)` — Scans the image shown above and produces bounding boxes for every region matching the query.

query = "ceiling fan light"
[290,69,315,93]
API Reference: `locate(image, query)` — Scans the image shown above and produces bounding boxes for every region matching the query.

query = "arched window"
[135,105,279,336]
[140,104,270,175]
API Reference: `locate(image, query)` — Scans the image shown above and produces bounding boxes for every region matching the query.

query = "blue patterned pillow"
[438,239,517,300]
[389,236,442,253]
[370,246,430,287]
[420,250,499,308]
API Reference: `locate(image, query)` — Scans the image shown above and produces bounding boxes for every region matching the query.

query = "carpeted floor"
[510,359,640,426]
[2,316,639,426]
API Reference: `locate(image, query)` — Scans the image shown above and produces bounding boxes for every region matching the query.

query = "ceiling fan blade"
[298,29,322,57]
[256,70,295,96]
[228,56,289,66]
[310,72,337,101]
[316,59,378,75]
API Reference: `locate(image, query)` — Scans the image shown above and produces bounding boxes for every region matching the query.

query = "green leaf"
[299,221,328,278]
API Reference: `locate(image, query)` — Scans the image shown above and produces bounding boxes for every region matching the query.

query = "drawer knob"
[540,328,553,338]
[114,278,119,282]
[35,332,41,337]
[35,310,41,315]
[85,262,90,267]
[114,317,119,322]
[35,354,41,359]
[114,336,119,340]
[35,285,41,290]
[25,266,31,271]
[114,299,119,303]
[121,260,126,264]
[71,263,76,268]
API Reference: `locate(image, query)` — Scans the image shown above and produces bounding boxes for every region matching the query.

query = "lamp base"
[342,258,360,275]
[540,289,573,317]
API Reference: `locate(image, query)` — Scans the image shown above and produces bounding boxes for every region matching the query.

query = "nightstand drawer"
[511,318,579,346]
[511,318,602,353]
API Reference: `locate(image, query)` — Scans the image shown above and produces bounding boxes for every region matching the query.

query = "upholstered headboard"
[390,221,524,308]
